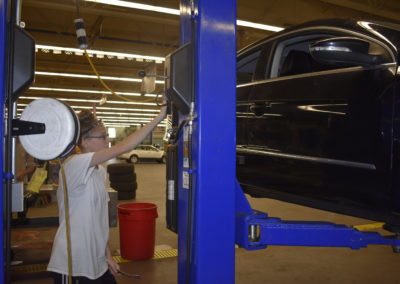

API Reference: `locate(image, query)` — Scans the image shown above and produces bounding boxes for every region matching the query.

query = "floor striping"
[353,222,384,231]
[12,249,179,274]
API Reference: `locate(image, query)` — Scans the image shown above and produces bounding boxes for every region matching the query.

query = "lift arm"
[235,181,400,252]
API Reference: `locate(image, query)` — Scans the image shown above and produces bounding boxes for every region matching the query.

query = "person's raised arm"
[90,106,167,167]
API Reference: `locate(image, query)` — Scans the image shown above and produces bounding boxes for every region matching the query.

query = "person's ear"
[81,138,89,150]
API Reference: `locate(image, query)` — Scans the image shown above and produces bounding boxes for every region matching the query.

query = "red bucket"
[117,203,158,260]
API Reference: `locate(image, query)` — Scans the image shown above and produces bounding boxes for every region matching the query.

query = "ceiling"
[17,0,400,128]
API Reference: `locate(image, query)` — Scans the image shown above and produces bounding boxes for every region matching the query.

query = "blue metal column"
[178,0,237,283]
[0,0,7,281]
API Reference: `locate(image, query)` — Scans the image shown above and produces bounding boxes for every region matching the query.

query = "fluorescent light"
[99,116,163,121]
[92,113,157,117]
[36,44,165,62]
[17,108,160,117]
[78,106,159,112]
[236,20,283,32]
[101,118,166,122]
[84,0,284,32]
[104,123,166,127]
[105,123,142,127]
[103,119,152,123]
[18,97,159,112]
[85,0,180,15]
[22,95,157,106]
[35,71,165,84]
[96,115,156,121]
[28,86,158,98]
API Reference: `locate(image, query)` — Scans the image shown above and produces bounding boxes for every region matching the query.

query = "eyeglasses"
[85,134,109,140]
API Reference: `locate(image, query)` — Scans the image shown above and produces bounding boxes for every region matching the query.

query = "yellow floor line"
[12,263,47,274]
[12,249,179,274]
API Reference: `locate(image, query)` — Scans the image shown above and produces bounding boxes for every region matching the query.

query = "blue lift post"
[175,1,399,283]
[0,0,7,282]
[177,0,237,283]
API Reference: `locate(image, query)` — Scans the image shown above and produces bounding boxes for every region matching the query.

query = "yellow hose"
[83,50,153,103]
[59,159,73,284]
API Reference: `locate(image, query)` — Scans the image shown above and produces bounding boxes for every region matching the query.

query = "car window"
[270,34,334,78]
[270,33,393,79]
[237,49,261,84]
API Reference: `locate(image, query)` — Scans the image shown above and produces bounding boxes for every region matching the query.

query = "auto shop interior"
[2,0,400,283]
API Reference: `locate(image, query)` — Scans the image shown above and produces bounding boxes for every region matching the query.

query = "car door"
[148,146,161,159]
[139,146,152,159]
[239,29,397,210]
[236,43,272,165]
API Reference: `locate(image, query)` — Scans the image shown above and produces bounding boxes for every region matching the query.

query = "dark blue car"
[236,19,400,231]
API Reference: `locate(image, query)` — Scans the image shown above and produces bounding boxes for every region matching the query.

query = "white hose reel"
[19,98,80,160]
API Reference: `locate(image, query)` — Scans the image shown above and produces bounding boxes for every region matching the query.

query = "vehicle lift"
[0,0,399,283]
[165,0,400,283]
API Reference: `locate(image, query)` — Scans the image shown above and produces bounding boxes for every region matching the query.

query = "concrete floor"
[11,162,400,283]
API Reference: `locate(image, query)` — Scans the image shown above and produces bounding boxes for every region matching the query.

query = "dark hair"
[77,110,100,143]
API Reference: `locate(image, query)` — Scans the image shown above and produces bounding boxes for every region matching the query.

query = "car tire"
[109,172,136,183]
[117,191,136,200]
[110,181,138,192]
[107,163,135,175]
[129,155,139,164]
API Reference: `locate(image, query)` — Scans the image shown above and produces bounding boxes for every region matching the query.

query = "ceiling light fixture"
[85,0,179,15]
[28,86,158,98]
[93,110,159,115]
[36,44,165,62]
[102,118,152,123]
[17,101,160,112]
[17,108,159,117]
[90,109,159,114]
[100,116,165,121]
[103,122,166,127]
[84,0,284,32]
[236,20,284,32]
[20,95,157,106]
[35,71,164,84]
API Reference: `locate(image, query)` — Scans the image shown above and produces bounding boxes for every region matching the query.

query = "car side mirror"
[309,37,380,67]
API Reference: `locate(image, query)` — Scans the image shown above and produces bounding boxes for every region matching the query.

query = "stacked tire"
[107,163,138,200]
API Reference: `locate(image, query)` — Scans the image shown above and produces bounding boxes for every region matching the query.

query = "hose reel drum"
[19,98,80,160]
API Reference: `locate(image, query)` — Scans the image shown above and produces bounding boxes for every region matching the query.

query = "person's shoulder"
[65,153,94,165]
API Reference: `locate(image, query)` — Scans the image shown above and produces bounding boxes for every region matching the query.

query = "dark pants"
[52,269,117,284]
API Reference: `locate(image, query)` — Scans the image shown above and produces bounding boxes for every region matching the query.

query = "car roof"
[238,18,400,56]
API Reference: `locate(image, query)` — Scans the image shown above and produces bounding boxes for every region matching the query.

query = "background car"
[236,19,400,231]
[119,145,166,164]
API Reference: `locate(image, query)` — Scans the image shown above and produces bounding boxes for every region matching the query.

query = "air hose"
[59,158,73,284]
[74,17,155,104]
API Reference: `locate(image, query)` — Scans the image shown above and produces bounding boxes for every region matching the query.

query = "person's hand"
[106,257,120,277]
